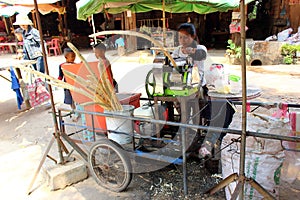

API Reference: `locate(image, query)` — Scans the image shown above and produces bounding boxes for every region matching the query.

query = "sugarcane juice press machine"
[151,56,199,97]
[138,56,200,139]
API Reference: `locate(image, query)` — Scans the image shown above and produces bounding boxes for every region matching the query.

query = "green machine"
[145,56,199,98]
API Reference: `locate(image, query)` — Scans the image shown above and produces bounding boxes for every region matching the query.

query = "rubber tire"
[88,139,132,192]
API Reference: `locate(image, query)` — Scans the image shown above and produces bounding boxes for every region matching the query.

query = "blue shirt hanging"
[10,67,23,110]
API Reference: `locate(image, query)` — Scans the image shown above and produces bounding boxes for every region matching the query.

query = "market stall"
[18,1,300,199]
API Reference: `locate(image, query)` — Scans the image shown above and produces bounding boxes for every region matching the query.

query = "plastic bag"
[26,78,50,107]
[222,111,291,200]
[205,63,225,86]
[277,28,293,42]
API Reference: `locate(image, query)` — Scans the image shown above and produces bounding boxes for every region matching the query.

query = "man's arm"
[31,28,41,43]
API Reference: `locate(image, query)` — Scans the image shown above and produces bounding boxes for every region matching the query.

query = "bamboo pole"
[56,1,64,38]
[239,0,247,199]
[33,0,64,165]
[62,0,68,39]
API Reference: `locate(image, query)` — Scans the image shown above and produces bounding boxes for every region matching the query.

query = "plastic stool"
[48,38,62,56]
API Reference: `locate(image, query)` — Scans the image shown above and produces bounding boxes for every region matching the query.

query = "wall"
[272,0,300,34]
[248,41,285,65]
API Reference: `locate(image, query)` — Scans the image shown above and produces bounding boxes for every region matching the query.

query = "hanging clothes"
[10,67,23,110]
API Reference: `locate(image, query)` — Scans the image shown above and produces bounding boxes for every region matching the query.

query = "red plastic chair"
[48,38,62,56]
[0,45,10,54]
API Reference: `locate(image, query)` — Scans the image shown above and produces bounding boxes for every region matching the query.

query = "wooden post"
[31,11,37,28]
[33,0,64,164]
[15,67,31,109]
[2,16,10,35]
[124,11,136,53]
[239,0,247,199]
[57,1,67,38]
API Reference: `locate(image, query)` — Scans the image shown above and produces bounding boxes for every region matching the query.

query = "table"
[1,59,37,109]
[208,87,261,101]
[0,42,19,53]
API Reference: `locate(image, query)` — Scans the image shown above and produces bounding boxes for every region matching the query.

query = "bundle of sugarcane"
[11,43,122,111]
[65,42,122,111]
[12,30,177,111]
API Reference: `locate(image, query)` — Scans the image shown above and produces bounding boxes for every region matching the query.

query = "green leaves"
[227,39,252,61]
[281,43,300,64]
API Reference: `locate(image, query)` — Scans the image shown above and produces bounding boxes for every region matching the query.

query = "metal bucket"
[105,105,134,145]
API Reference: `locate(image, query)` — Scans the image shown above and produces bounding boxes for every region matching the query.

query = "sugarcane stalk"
[12,42,124,111]
[62,56,114,107]
[95,60,121,111]
[63,70,107,104]
[67,42,122,111]
[89,30,177,67]
[99,64,122,110]
[67,42,99,84]
[10,65,97,102]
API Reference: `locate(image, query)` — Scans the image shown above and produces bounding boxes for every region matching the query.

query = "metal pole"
[239,0,246,199]
[162,0,166,47]
[27,136,56,195]
[62,0,68,39]
[181,126,187,195]
[91,14,97,43]
[33,0,64,164]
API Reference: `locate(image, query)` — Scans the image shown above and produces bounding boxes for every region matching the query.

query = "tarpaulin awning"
[0,5,32,17]
[0,4,65,16]
[0,0,64,16]
[76,0,255,20]
[28,4,65,15]
[0,0,60,5]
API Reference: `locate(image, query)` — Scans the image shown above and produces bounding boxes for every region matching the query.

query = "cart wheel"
[145,69,155,98]
[88,139,132,192]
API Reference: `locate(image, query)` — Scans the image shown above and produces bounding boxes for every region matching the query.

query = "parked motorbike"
[90,35,115,49]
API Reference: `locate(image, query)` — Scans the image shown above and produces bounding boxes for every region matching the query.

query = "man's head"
[63,48,76,63]
[93,42,106,59]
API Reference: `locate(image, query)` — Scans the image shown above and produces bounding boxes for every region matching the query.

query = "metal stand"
[27,136,55,195]
[27,0,67,195]
[206,1,275,199]
[153,93,200,196]
[27,109,80,195]
[206,173,275,200]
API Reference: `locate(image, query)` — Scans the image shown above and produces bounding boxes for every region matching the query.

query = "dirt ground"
[0,49,299,200]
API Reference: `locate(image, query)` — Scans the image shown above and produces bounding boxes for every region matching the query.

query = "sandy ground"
[0,48,300,200]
